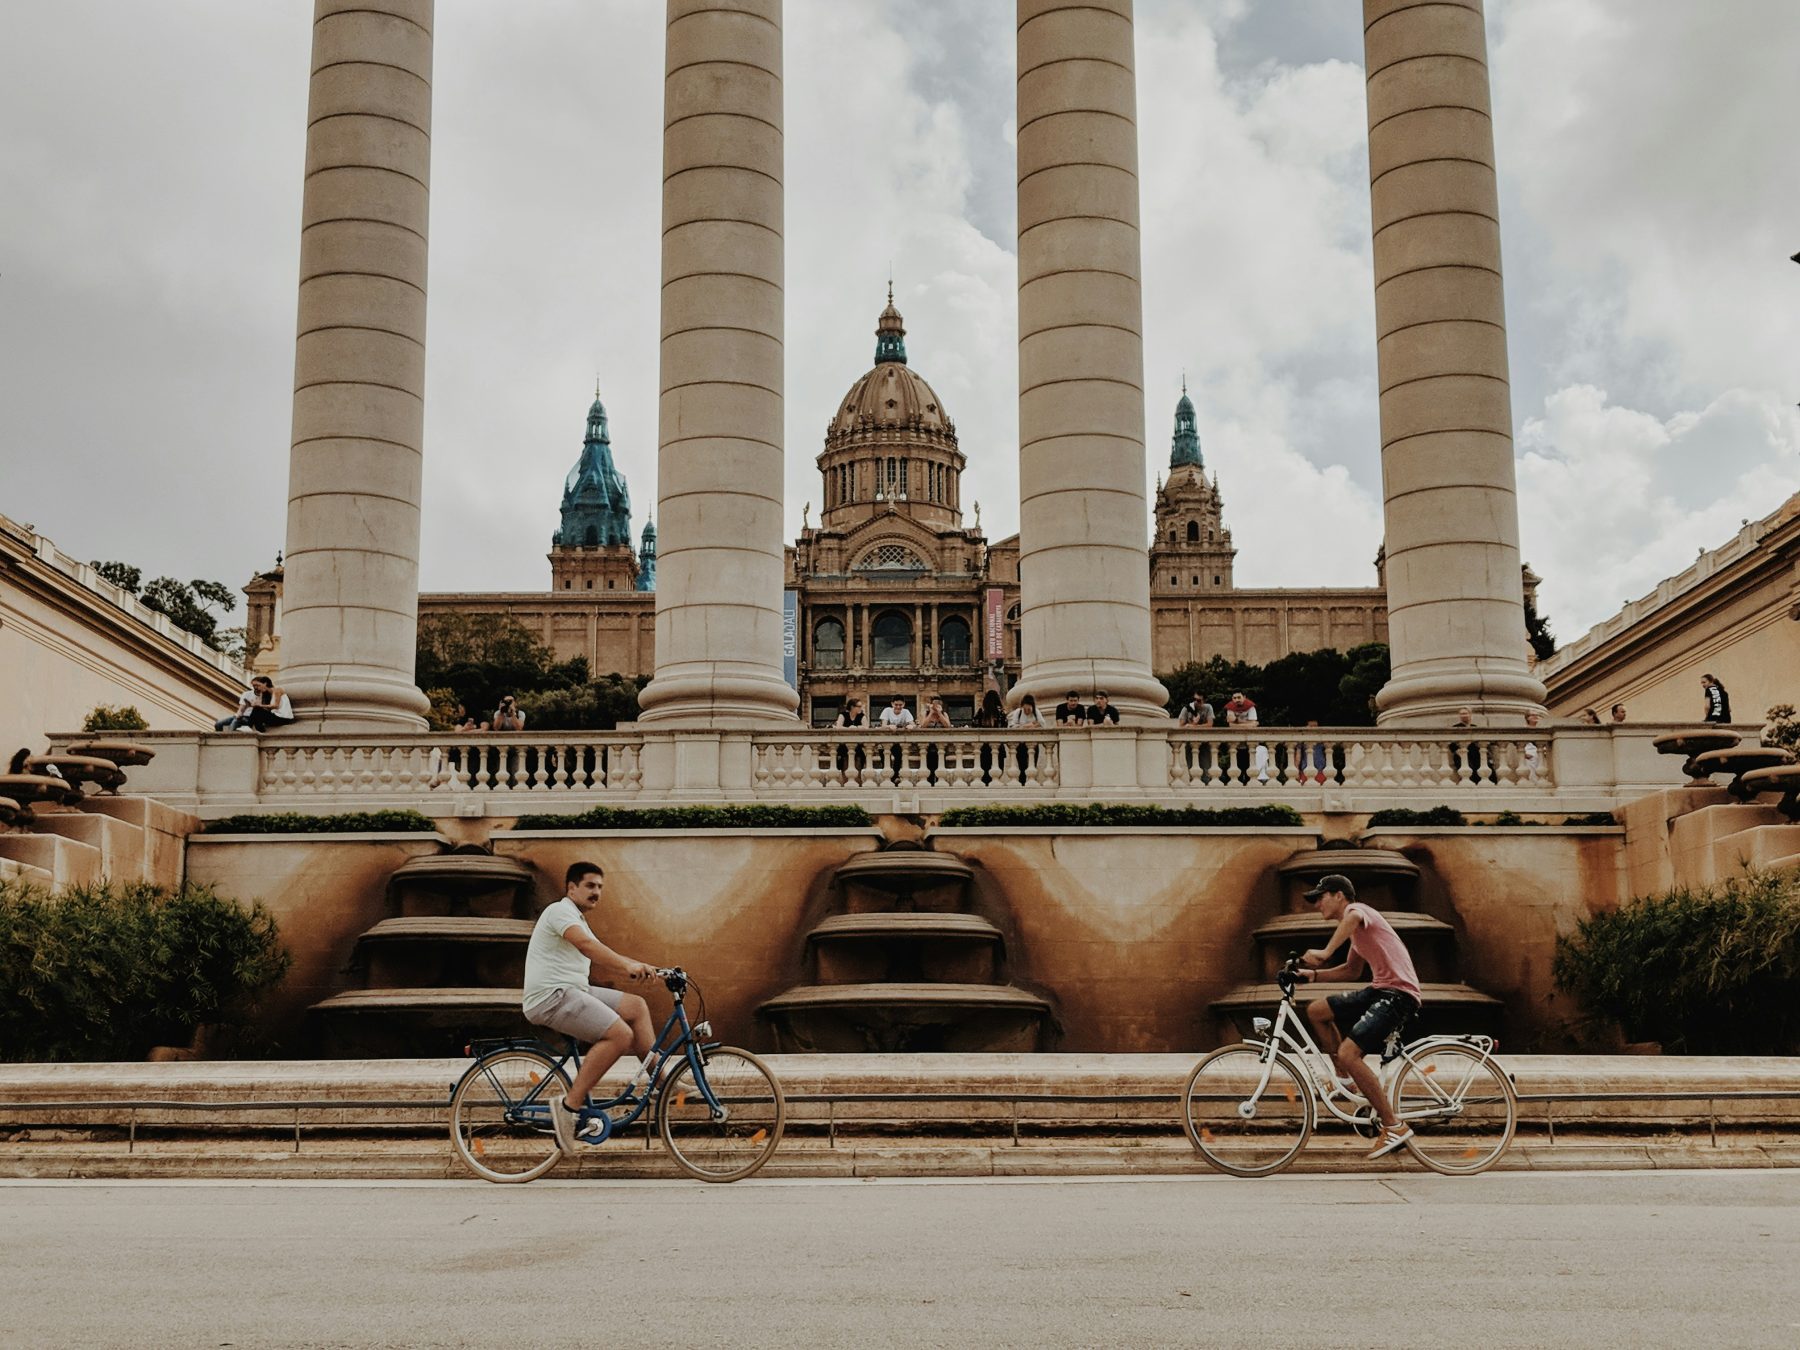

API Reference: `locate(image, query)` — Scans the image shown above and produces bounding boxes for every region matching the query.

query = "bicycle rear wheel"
[1392,1043,1517,1175]
[1182,1044,1313,1177]
[449,1049,568,1183]
[658,1047,785,1182]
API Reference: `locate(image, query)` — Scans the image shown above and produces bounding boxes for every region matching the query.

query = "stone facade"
[0,512,246,750]
[1540,490,1800,724]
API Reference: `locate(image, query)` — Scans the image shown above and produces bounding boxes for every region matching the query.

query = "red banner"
[985,588,1005,661]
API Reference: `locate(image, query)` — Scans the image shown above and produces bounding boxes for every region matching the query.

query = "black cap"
[1302,873,1356,902]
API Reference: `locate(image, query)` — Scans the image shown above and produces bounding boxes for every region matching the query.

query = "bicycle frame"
[1246,981,1500,1129]
[459,974,728,1140]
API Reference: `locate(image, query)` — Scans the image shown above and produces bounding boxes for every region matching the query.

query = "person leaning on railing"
[1007,693,1047,785]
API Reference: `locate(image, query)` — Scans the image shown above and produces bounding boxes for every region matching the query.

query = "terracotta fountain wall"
[183,817,1627,1055]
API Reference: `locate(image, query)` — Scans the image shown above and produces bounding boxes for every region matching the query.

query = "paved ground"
[4,1172,1799,1348]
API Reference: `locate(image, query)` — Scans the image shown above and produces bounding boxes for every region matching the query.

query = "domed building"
[392,304,1390,718]
[787,290,1016,725]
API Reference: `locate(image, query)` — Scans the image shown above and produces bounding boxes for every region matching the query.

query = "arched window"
[813,617,846,670]
[856,543,926,571]
[871,611,912,668]
[1187,520,1200,543]
[939,615,972,667]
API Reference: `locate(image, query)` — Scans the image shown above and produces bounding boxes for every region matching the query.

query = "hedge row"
[201,810,437,835]
[1364,807,1618,828]
[511,804,873,831]
[937,803,1305,828]
[0,879,291,1061]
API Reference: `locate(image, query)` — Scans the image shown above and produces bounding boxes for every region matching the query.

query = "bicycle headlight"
[1251,1017,1272,1037]
[694,1020,712,1039]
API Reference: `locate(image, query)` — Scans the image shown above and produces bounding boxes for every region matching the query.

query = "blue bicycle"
[448,967,786,1183]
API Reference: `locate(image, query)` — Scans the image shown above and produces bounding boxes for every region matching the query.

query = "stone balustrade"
[49,723,1697,816]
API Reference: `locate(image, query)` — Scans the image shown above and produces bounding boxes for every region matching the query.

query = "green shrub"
[201,810,436,835]
[1364,806,1467,828]
[0,879,292,1061]
[936,803,1305,828]
[511,804,872,831]
[1553,869,1800,1053]
[81,704,149,733]
[1562,812,1619,827]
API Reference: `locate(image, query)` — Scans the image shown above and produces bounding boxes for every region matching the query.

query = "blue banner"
[782,589,799,689]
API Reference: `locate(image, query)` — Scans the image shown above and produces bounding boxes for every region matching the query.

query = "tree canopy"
[1160,643,1390,726]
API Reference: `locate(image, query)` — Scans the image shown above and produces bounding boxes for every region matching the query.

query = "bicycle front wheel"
[658,1047,785,1182]
[1182,1044,1313,1177]
[449,1049,569,1184]
[1392,1043,1517,1175]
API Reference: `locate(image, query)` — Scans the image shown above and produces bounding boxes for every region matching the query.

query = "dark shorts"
[1326,985,1419,1051]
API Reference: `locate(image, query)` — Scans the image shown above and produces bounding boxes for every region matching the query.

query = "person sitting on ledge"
[1294,873,1423,1160]
[241,676,295,732]
[522,861,663,1154]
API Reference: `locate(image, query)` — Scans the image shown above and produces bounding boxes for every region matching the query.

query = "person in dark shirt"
[1086,690,1120,725]
[1054,690,1087,725]
[1702,674,1731,724]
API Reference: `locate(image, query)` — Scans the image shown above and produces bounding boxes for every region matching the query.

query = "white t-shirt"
[522,898,595,1013]
[879,707,914,728]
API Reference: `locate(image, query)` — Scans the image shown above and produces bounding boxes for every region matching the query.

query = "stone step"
[312,986,525,1012]
[1,1133,1795,1182]
[0,856,55,890]
[30,810,150,883]
[1711,824,1800,873]
[359,917,535,945]
[0,831,103,890]
[808,913,1003,943]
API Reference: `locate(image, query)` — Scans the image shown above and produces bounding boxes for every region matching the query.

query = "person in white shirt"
[878,696,915,729]
[522,861,662,1153]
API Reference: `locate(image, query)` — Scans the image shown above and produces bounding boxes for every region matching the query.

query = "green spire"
[1170,377,1202,469]
[874,281,907,365]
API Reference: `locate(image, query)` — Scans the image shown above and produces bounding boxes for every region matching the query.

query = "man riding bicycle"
[1294,873,1422,1159]
[522,861,664,1153]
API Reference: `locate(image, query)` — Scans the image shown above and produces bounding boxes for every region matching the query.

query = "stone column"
[1014,0,1168,722]
[1364,0,1545,723]
[637,0,798,724]
[279,0,434,730]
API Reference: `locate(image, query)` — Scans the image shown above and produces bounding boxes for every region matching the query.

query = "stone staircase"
[0,794,195,891]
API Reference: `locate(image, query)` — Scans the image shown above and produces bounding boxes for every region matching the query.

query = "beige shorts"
[524,984,629,1044]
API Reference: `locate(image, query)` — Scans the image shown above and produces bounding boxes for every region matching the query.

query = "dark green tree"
[139,576,237,649]
[91,560,142,593]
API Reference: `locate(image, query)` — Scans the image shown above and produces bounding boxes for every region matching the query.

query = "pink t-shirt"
[1348,902,1422,1002]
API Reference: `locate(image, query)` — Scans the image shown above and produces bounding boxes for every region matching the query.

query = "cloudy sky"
[2,0,1796,644]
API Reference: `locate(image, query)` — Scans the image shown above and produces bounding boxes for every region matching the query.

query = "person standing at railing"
[1008,693,1046,786]
[833,696,867,783]
[1451,705,1485,781]
[919,696,953,784]
[1053,690,1087,725]
[879,696,914,785]
[1176,692,1213,727]
[1085,691,1120,726]
[974,690,1005,785]
[1224,692,1267,783]
[1521,709,1544,783]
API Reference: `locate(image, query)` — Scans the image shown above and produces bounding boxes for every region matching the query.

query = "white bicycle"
[1182,955,1518,1176]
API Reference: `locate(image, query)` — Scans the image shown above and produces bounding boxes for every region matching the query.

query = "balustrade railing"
[750,730,1062,792]
[1167,731,1550,790]
[78,723,1588,812]
[259,734,644,798]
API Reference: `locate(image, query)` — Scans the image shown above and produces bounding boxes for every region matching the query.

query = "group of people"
[213,676,295,733]
[1571,673,1731,727]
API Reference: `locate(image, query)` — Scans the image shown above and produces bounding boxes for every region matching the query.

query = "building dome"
[816,289,968,531]
[825,290,958,452]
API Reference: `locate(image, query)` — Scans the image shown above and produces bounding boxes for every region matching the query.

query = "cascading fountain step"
[1252,911,1453,943]
[1212,981,1503,1040]
[359,917,536,944]
[807,913,1004,942]
[758,983,1053,1053]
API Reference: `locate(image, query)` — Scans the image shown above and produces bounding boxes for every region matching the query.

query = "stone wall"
[179,815,1632,1055]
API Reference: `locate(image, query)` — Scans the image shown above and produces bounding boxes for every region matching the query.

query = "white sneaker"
[549,1096,577,1155]
[1366,1125,1414,1160]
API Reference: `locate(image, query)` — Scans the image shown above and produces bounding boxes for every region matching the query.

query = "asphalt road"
[3,1172,1798,1348]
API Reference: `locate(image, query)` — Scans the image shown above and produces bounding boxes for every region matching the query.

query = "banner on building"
[985,587,1005,662]
[783,589,799,689]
